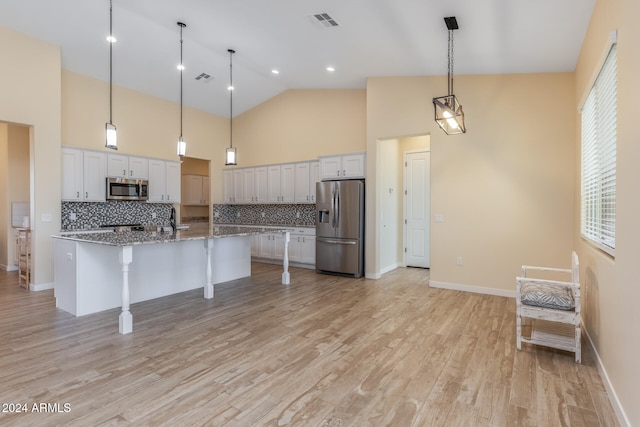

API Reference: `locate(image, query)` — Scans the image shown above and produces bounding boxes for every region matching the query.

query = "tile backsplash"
[212,204,315,227]
[61,201,173,230]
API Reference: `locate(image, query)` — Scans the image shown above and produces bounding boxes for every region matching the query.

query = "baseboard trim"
[30,282,54,292]
[1,264,18,272]
[583,327,630,427]
[429,280,516,298]
[379,263,399,276]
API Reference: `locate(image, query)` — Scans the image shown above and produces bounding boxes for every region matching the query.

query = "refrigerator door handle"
[335,188,340,229]
[331,185,337,228]
[317,238,356,245]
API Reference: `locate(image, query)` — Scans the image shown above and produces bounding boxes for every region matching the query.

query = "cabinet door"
[289,235,303,263]
[320,156,341,180]
[254,166,268,203]
[243,168,256,203]
[267,165,282,203]
[309,161,320,203]
[148,159,166,202]
[232,169,244,203]
[301,236,316,265]
[128,156,149,179]
[61,148,83,201]
[258,234,274,258]
[83,151,107,202]
[294,162,310,203]
[280,164,295,203]
[107,153,129,178]
[182,175,198,205]
[342,154,365,178]
[165,161,181,203]
[223,170,235,203]
[202,177,210,205]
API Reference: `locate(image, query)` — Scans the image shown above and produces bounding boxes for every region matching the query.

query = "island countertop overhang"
[52,225,291,247]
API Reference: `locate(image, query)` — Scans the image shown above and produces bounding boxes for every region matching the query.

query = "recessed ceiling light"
[326,66,335,72]
[271,69,280,75]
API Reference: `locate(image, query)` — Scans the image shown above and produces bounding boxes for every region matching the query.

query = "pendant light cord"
[448,28,454,96]
[228,49,235,149]
[109,0,113,124]
[179,23,184,139]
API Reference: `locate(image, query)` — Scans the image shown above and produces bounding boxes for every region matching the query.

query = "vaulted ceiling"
[0,0,595,117]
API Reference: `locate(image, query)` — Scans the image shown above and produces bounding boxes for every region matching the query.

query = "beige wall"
[233,89,366,167]
[574,0,640,424]
[0,25,61,286]
[366,74,575,290]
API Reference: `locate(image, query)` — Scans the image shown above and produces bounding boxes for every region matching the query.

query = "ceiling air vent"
[195,72,213,83]
[310,13,340,28]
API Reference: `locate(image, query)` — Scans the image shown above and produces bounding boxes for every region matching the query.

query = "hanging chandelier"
[105,0,118,149]
[176,22,187,157]
[432,16,466,135]
[225,49,237,165]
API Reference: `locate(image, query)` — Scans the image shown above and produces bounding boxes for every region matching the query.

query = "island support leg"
[282,231,290,285]
[119,245,133,334]
[204,237,214,299]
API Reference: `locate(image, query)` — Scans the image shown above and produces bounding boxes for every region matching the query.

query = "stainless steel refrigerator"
[316,180,364,278]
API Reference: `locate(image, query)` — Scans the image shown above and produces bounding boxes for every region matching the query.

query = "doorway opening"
[1,122,31,274]
[377,134,430,274]
[180,156,211,229]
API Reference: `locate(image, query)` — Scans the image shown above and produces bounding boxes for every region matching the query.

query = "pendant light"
[225,49,237,166]
[432,16,466,135]
[105,0,117,149]
[176,22,187,157]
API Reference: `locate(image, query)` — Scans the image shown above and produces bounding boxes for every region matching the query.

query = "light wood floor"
[0,264,619,426]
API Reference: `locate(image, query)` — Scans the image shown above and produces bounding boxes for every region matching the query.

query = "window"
[581,44,617,255]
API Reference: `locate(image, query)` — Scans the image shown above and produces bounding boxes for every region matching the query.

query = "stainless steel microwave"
[106,177,148,201]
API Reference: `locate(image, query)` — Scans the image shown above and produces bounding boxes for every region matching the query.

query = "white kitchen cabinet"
[309,161,320,203]
[182,174,210,205]
[254,166,268,203]
[294,162,311,203]
[107,154,148,179]
[61,148,106,202]
[223,169,244,203]
[248,226,315,267]
[243,166,269,203]
[148,159,181,203]
[294,161,320,203]
[268,164,295,203]
[319,153,365,180]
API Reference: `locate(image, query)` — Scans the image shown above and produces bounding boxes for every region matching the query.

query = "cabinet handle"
[167,195,170,201]
[85,192,88,198]
[343,170,346,176]
[130,170,133,176]
[123,169,126,175]
[336,170,339,176]
[76,191,80,198]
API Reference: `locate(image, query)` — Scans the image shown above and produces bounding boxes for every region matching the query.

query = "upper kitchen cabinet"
[107,153,149,179]
[294,161,319,203]
[223,169,244,203]
[243,166,268,203]
[319,153,366,180]
[182,174,210,206]
[62,148,106,202]
[268,164,295,203]
[148,159,180,203]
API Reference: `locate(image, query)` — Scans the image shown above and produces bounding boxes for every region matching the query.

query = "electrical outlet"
[69,212,77,220]
[261,212,265,218]
[296,211,300,218]
[214,211,220,218]
[152,212,157,219]
[456,257,463,266]
[41,213,52,222]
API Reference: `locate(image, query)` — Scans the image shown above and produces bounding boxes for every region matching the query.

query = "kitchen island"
[52,226,291,334]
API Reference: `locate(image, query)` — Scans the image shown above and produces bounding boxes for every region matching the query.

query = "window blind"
[581,44,617,254]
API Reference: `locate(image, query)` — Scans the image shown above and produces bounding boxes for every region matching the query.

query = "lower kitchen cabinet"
[248,227,315,268]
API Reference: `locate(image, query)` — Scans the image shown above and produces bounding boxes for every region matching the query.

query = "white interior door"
[404,151,430,268]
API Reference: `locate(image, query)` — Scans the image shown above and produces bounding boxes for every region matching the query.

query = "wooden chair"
[17,229,31,289]
[516,251,581,363]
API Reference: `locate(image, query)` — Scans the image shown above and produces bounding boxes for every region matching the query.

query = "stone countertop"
[214,222,315,229]
[52,226,291,247]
